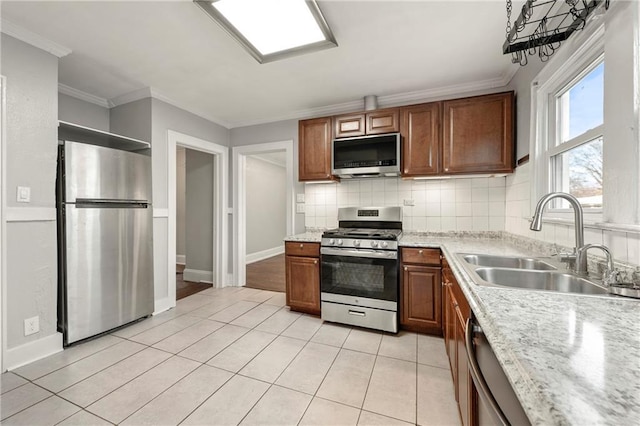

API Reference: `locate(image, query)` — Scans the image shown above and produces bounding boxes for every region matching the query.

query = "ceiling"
[1,0,519,129]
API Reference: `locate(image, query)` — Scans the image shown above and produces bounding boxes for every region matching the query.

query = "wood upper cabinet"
[298,117,335,182]
[334,108,399,138]
[442,92,514,174]
[334,113,365,138]
[400,102,441,176]
[366,108,400,135]
[400,248,442,334]
[285,242,320,315]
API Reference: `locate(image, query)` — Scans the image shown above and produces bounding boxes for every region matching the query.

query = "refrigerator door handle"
[75,199,149,208]
[465,317,510,426]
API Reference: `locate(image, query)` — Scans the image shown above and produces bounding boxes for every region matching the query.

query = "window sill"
[527,216,640,235]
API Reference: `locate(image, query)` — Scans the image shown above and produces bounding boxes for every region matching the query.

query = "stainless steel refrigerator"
[57,135,154,346]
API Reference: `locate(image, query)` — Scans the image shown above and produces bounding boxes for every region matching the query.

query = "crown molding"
[58,84,110,108]
[1,19,71,58]
[228,72,514,129]
[109,87,230,128]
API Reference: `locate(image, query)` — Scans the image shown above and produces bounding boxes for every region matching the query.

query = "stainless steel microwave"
[332,133,401,178]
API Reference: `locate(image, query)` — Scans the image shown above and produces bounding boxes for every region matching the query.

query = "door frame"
[0,75,6,371]
[167,130,228,303]
[232,140,294,286]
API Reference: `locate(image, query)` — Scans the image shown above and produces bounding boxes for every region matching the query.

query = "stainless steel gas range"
[320,206,402,333]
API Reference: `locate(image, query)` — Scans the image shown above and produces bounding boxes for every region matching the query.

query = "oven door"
[320,247,398,309]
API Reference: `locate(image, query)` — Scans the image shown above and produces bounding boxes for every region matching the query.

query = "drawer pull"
[299,244,304,248]
[404,266,408,271]
[418,249,424,255]
[314,260,318,264]
[348,310,366,317]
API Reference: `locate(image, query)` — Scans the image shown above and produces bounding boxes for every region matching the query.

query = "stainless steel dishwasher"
[466,317,531,426]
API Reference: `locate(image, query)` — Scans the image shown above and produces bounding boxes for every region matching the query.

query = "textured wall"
[1,35,59,351]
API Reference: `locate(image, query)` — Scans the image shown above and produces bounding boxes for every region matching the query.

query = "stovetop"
[322,227,402,241]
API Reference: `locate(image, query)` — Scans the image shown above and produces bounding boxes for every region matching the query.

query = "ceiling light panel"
[194,0,337,63]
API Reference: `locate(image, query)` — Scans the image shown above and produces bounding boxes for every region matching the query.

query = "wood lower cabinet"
[285,242,320,315]
[400,247,442,334]
[298,117,335,182]
[401,102,441,176]
[443,256,475,426]
[442,92,514,174]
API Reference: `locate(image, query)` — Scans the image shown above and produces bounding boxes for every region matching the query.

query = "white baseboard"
[176,255,186,265]
[5,332,63,371]
[154,296,175,315]
[184,268,213,283]
[246,245,284,264]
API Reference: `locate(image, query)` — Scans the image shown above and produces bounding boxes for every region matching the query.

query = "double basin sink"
[457,253,608,295]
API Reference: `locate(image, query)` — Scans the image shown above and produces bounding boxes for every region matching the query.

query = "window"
[549,61,604,209]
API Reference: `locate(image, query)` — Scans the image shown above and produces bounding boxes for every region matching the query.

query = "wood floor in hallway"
[176,264,213,300]
[245,253,286,293]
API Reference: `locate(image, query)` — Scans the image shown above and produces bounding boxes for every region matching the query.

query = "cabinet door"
[334,113,366,138]
[456,308,471,426]
[299,117,334,181]
[285,255,320,315]
[401,264,442,334]
[442,92,514,174]
[366,108,399,135]
[401,102,441,176]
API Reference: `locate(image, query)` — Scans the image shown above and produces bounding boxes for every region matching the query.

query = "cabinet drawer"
[401,247,441,265]
[285,241,320,257]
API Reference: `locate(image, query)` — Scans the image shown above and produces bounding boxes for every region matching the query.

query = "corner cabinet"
[285,241,321,315]
[443,256,474,426]
[442,92,514,174]
[400,102,441,176]
[400,247,442,334]
[298,117,336,182]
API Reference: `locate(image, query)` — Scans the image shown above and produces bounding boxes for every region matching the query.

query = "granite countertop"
[285,230,640,424]
[284,231,323,243]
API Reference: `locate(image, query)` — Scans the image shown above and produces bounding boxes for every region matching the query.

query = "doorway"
[232,141,294,288]
[175,147,215,299]
[167,130,228,310]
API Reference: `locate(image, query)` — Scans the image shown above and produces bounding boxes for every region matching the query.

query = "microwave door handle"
[465,318,510,426]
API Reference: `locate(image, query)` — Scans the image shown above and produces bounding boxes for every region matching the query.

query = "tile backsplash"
[505,163,640,267]
[304,177,507,232]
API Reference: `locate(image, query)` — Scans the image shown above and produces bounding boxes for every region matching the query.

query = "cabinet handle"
[444,167,449,172]
[404,266,408,271]
[418,249,424,255]
[314,260,318,264]
[299,244,304,248]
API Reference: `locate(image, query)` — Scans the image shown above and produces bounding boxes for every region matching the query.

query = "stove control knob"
[354,240,361,247]
[337,239,344,246]
[381,241,389,248]
[371,241,378,248]
[329,239,335,245]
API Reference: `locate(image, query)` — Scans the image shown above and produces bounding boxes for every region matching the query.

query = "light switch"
[296,203,305,214]
[17,186,31,203]
[296,193,305,203]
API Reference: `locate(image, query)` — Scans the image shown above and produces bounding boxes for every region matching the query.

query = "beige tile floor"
[0,287,460,425]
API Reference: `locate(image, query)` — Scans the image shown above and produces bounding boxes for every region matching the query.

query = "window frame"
[530,24,605,221]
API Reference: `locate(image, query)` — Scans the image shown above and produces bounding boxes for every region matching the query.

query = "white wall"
[58,93,109,132]
[304,176,506,232]
[1,34,60,364]
[176,147,186,262]
[246,156,286,255]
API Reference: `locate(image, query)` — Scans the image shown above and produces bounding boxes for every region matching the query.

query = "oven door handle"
[321,247,397,260]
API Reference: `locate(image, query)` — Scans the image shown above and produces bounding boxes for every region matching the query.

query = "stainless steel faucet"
[530,192,586,273]
[577,244,618,284]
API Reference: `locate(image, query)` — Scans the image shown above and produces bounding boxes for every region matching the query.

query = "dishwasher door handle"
[465,317,510,426]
